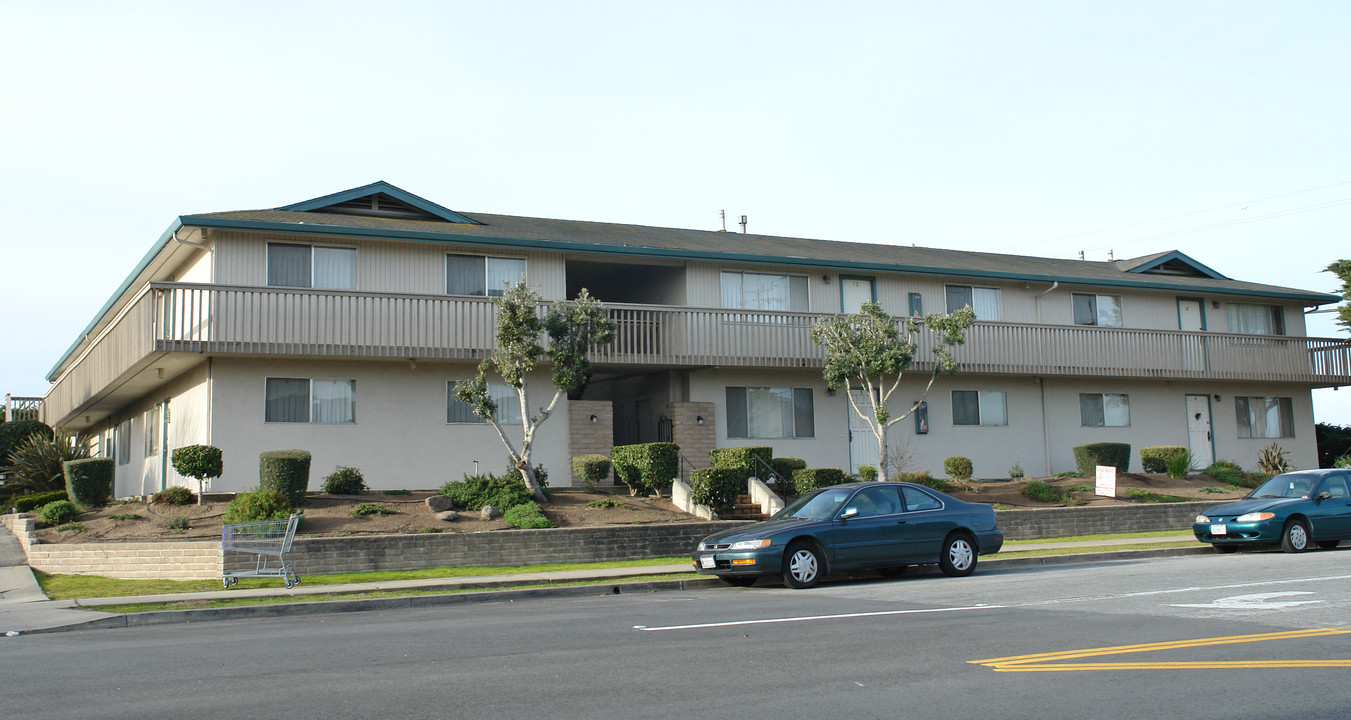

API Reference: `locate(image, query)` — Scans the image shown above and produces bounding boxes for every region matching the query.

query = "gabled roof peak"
[1117,250,1226,279]
[279,181,479,225]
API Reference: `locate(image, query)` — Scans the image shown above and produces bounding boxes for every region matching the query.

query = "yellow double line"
[970,627,1351,672]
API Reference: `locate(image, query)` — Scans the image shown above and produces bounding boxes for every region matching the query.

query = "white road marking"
[632,604,1003,632]
[1017,572,1351,607]
[1170,592,1321,610]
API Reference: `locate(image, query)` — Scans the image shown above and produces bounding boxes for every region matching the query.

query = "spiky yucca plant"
[1256,443,1292,475]
[8,433,93,494]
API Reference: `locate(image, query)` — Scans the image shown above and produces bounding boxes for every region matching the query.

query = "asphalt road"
[10,550,1351,720]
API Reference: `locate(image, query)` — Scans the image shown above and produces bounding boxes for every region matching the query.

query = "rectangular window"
[908,292,923,317]
[1227,303,1285,335]
[1072,293,1123,327]
[945,286,1000,320]
[447,381,521,424]
[267,243,356,290]
[265,378,356,423]
[145,405,161,455]
[720,271,809,312]
[1080,393,1130,427]
[951,390,1007,426]
[726,387,815,439]
[1235,396,1294,438]
[116,420,131,466]
[446,254,526,297]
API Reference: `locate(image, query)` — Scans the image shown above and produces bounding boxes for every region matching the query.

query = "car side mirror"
[840,507,859,520]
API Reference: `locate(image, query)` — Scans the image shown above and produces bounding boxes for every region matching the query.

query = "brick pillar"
[669,401,716,471]
[569,400,615,486]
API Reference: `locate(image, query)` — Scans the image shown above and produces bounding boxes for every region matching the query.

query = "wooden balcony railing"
[43,282,1351,424]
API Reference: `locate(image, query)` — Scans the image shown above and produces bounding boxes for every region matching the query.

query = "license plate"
[700,556,716,569]
[1211,524,1228,535]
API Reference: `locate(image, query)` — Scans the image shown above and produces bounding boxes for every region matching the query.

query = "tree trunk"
[517,462,548,504]
[875,432,890,482]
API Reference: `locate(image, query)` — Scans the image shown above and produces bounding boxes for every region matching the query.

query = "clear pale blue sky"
[3,1,1348,424]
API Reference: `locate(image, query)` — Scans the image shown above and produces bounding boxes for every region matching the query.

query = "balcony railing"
[43,282,1351,424]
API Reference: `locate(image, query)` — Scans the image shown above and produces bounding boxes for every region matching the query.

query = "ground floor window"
[1080,393,1130,427]
[952,390,1006,426]
[1235,396,1293,438]
[265,378,356,423]
[145,404,161,455]
[446,380,521,424]
[726,387,815,439]
[115,420,131,465]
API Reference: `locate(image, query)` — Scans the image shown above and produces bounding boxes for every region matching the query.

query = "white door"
[849,388,879,474]
[1178,299,1204,331]
[1186,394,1214,466]
[841,277,875,313]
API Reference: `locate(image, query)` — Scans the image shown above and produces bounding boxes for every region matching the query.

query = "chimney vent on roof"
[739,215,748,234]
[1108,250,1115,262]
[1078,250,1084,260]
[719,210,727,232]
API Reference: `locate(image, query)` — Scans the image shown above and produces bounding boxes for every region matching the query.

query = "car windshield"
[1249,473,1318,499]
[778,488,853,520]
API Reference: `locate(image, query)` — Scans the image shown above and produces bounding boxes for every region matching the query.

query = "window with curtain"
[945,286,1000,320]
[115,420,131,466]
[446,254,526,296]
[145,405,161,455]
[726,386,814,438]
[265,378,355,423]
[1072,294,1123,327]
[1235,396,1294,438]
[951,390,1007,426]
[1080,393,1130,427]
[267,243,356,290]
[1227,304,1285,335]
[447,381,521,424]
[720,271,809,312]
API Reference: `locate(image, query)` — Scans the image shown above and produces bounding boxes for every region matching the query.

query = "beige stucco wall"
[206,358,571,493]
[100,364,212,498]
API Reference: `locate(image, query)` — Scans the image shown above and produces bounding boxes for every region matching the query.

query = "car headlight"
[728,539,771,550]
[1236,512,1275,523]
[1195,515,1210,523]
[696,542,708,551]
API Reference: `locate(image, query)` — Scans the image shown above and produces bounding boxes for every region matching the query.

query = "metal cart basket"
[221,514,302,588]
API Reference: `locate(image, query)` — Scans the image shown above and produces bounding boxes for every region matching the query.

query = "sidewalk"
[0,534,1203,636]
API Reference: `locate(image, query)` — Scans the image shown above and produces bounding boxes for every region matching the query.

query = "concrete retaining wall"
[995,502,1206,541]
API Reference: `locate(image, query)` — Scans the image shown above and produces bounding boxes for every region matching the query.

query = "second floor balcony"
[45,282,1351,426]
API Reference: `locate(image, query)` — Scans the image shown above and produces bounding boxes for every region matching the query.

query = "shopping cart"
[221,514,302,588]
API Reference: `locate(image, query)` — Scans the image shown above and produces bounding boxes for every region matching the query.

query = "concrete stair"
[718,494,770,521]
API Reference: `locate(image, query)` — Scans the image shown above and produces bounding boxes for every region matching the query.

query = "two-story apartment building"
[40,182,1350,496]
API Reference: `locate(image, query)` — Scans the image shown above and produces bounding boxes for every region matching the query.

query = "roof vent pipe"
[1108,249,1115,262]
[739,215,748,234]
[1077,250,1084,260]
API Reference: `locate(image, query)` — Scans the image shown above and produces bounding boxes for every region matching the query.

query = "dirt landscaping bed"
[953,472,1248,508]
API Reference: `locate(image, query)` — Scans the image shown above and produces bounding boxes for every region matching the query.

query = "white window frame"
[1079,393,1131,427]
[266,242,357,290]
[725,386,815,439]
[445,253,527,297]
[951,390,1007,427]
[446,380,521,424]
[1072,293,1124,327]
[264,378,356,424]
[944,285,1001,321]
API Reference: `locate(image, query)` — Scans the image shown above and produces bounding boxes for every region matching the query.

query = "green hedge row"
[690,466,746,512]
[792,467,846,495]
[1073,442,1131,475]
[611,442,679,497]
[1140,446,1188,474]
[64,458,113,509]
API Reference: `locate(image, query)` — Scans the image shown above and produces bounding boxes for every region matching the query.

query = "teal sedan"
[691,481,1004,589]
[1193,469,1351,553]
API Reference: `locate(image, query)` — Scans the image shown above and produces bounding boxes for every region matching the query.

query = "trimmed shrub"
[770,457,807,487]
[943,456,973,481]
[898,472,950,492]
[13,489,68,513]
[440,473,533,512]
[63,457,113,509]
[37,499,80,526]
[152,486,195,505]
[0,420,52,463]
[1140,446,1188,474]
[611,442,679,497]
[856,465,878,481]
[571,454,612,491]
[1073,442,1131,475]
[690,466,747,513]
[321,466,367,495]
[171,444,223,492]
[1203,461,1264,489]
[793,468,846,495]
[223,487,293,523]
[1021,480,1070,504]
[710,447,773,473]
[259,450,311,507]
[503,501,554,529]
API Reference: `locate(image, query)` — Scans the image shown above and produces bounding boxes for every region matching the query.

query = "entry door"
[849,388,879,474]
[841,277,875,313]
[1185,394,1215,467]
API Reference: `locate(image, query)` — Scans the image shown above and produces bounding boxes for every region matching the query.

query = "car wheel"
[719,576,757,587]
[1213,545,1239,553]
[1281,519,1310,553]
[783,542,823,589]
[1317,541,1340,550]
[939,533,977,577]
[877,566,908,578]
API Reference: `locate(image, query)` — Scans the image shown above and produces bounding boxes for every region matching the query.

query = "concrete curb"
[19,544,1215,635]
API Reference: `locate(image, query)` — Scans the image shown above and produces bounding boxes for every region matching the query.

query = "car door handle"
[896,520,908,525]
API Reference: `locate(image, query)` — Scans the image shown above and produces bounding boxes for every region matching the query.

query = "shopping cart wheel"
[228,577,237,587]
[293,577,302,586]
[284,578,293,589]
[223,578,230,589]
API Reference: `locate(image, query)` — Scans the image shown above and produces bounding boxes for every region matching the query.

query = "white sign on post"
[1095,465,1117,497]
